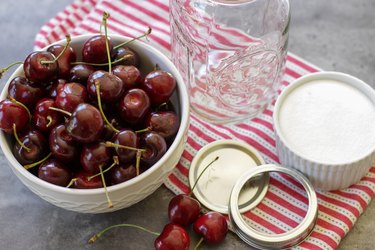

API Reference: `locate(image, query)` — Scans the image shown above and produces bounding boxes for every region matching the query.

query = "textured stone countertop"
[0,1,374,249]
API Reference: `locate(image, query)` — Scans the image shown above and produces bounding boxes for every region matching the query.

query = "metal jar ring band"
[229,164,318,249]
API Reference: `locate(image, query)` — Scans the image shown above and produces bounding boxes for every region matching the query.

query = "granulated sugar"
[279,79,375,164]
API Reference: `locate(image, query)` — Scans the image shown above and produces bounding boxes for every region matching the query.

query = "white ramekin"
[273,72,375,190]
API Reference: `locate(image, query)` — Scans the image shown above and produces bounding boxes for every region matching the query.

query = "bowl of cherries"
[0,15,189,213]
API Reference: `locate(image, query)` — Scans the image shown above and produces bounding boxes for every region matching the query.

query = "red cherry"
[168,194,201,226]
[48,79,66,99]
[144,111,180,140]
[112,46,140,67]
[49,124,79,162]
[80,142,111,174]
[82,35,113,64]
[111,129,138,163]
[23,51,58,83]
[154,223,190,250]
[55,82,88,113]
[0,99,29,134]
[7,76,44,109]
[108,163,137,185]
[87,70,125,103]
[47,43,77,79]
[140,131,167,166]
[66,103,104,144]
[119,88,150,126]
[141,70,176,106]
[193,211,228,245]
[69,170,103,189]
[13,129,47,165]
[69,64,95,84]
[33,98,62,133]
[38,158,71,187]
[112,65,142,90]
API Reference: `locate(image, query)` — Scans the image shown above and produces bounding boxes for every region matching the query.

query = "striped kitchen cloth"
[34,0,375,249]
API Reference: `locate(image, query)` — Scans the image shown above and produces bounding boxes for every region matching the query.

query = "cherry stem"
[70,54,133,66]
[188,156,219,196]
[88,223,160,244]
[136,150,141,176]
[104,141,146,152]
[24,152,52,170]
[99,164,113,208]
[88,156,119,181]
[156,102,168,111]
[114,27,152,50]
[102,12,112,73]
[193,237,204,250]
[0,61,23,78]
[46,116,53,128]
[9,97,31,121]
[13,124,31,152]
[41,34,72,64]
[135,127,150,134]
[48,106,72,117]
[95,81,120,133]
[66,178,77,188]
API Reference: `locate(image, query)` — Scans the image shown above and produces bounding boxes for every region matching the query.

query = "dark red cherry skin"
[99,112,123,140]
[87,70,125,103]
[55,82,88,113]
[119,88,150,126]
[23,51,58,83]
[48,79,66,99]
[82,35,113,64]
[13,129,47,165]
[145,111,180,140]
[168,194,201,226]
[47,43,77,79]
[80,142,111,174]
[141,70,176,106]
[112,65,142,90]
[112,46,139,67]
[7,76,44,109]
[154,223,190,250]
[70,170,103,189]
[140,131,167,165]
[112,129,138,163]
[66,103,104,144]
[69,64,95,84]
[33,98,62,133]
[108,163,136,185]
[49,124,79,162]
[193,211,228,245]
[100,124,116,141]
[0,99,29,134]
[38,158,71,187]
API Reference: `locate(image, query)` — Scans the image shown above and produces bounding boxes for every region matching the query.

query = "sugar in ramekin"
[273,72,375,190]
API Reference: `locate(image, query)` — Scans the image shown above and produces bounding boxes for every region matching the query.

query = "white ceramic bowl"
[273,72,375,190]
[0,34,190,213]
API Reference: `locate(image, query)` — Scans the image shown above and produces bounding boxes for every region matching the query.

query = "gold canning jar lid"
[189,140,318,248]
[229,164,318,249]
[188,139,269,214]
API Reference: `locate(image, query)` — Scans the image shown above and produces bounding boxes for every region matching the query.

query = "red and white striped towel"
[34,1,375,249]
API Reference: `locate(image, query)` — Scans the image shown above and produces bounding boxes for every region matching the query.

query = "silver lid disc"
[189,139,269,214]
[229,164,318,249]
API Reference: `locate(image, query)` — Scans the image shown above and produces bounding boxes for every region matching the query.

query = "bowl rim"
[0,34,190,195]
[273,71,375,167]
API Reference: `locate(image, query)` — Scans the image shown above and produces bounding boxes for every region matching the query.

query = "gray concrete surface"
[0,0,374,249]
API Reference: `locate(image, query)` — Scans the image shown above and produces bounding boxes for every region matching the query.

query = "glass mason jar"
[170,0,290,124]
